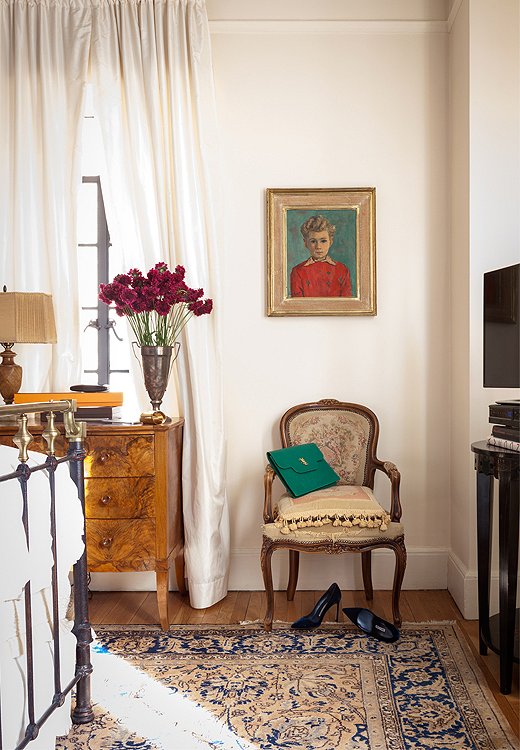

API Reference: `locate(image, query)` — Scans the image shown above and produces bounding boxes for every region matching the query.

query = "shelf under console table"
[0,417,185,631]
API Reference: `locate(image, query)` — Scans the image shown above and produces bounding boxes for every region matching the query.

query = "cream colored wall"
[448,0,520,617]
[448,0,471,615]
[210,1,451,591]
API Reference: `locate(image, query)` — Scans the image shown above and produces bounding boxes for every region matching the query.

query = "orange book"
[14,392,123,408]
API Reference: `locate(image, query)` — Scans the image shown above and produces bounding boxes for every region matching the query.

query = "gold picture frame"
[267,187,376,316]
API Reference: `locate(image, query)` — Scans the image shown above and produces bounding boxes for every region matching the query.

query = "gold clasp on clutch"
[299,457,308,465]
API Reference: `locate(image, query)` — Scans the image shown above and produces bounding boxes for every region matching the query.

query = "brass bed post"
[63,409,94,724]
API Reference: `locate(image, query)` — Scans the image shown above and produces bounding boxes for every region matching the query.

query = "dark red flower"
[113,273,132,286]
[155,299,170,315]
[131,298,147,313]
[189,298,213,316]
[120,287,137,305]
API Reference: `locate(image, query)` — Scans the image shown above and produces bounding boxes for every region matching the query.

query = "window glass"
[79,103,132,401]
[77,182,98,244]
[77,245,99,304]
[109,241,125,280]
[109,309,131,373]
[79,308,99,373]
[109,371,131,394]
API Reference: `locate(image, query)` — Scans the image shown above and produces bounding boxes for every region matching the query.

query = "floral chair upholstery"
[261,399,406,631]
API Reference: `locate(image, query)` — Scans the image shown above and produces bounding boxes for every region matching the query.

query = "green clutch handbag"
[266,443,340,498]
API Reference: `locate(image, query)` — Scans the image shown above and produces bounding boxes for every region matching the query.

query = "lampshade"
[0,292,57,344]
[0,291,57,407]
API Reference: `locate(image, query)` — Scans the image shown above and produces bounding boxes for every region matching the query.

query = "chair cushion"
[273,485,391,535]
[262,520,404,544]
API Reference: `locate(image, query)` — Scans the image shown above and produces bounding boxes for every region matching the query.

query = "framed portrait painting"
[266,188,376,316]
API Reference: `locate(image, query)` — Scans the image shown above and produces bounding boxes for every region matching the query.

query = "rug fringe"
[239,619,457,626]
[92,620,458,632]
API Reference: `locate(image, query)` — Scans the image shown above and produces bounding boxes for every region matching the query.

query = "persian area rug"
[57,623,517,750]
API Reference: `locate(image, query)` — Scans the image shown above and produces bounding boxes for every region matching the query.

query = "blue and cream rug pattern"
[57,623,517,750]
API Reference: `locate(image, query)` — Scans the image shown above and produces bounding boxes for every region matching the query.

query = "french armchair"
[261,399,406,631]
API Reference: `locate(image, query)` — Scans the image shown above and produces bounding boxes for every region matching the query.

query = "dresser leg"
[156,571,170,630]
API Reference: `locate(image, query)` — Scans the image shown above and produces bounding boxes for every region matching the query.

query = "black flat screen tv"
[483,262,520,388]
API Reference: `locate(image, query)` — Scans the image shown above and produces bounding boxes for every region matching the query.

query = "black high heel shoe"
[291,583,341,629]
[343,607,399,643]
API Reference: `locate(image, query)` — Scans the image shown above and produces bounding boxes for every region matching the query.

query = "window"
[77,176,131,390]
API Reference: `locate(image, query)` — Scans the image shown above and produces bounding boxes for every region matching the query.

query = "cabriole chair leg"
[287,550,299,601]
[261,538,275,631]
[391,538,407,627]
[361,550,373,600]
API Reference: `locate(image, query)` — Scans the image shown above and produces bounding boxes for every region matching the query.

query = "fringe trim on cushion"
[274,509,391,535]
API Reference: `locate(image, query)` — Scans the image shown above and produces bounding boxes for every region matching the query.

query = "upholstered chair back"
[281,400,379,488]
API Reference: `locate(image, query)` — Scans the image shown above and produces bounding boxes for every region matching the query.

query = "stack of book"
[487,425,520,452]
[14,391,124,421]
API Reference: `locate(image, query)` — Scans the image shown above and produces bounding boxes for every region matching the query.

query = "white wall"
[210,0,451,591]
[448,0,472,614]
[448,0,520,617]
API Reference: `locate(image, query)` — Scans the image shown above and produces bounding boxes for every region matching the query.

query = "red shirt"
[290,258,352,297]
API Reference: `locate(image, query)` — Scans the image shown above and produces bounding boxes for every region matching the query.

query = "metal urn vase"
[134,343,180,424]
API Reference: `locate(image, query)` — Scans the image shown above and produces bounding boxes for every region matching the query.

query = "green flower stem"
[125,304,196,347]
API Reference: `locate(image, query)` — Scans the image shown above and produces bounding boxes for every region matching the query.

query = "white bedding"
[0,446,85,750]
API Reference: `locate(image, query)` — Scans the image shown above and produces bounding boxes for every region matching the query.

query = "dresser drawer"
[85,477,155,519]
[84,434,154,477]
[86,519,156,571]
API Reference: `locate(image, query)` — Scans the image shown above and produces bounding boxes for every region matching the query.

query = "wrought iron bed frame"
[0,400,93,749]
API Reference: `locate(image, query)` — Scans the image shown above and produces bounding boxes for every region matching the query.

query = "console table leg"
[476,468,493,655]
[498,470,519,694]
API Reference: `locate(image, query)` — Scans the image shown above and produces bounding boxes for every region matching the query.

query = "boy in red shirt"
[290,215,352,297]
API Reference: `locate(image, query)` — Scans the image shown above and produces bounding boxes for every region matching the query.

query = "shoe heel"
[291,582,341,629]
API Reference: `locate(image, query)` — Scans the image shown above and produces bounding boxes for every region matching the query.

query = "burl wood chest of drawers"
[0,417,184,630]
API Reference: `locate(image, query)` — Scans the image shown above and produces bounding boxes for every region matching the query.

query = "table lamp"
[0,290,57,404]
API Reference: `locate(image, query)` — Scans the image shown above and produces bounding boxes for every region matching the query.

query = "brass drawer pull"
[99,495,112,506]
[98,452,110,464]
[100,537,113,548]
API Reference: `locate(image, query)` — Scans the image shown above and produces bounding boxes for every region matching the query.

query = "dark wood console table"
[471,440,519,694]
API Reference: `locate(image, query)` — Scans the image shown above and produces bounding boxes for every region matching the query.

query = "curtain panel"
[1,0,229,609]
[0,0,91,390]
[89,0,229,608]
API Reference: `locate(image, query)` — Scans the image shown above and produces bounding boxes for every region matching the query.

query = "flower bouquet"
[99,262,212,421]
[99,262,213,346]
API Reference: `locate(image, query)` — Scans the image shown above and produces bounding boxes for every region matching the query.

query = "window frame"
[79,176,129,386]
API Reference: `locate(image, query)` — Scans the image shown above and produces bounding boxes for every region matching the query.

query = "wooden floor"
[89,588,519,738]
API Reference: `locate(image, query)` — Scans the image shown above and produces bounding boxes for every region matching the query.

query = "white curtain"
[0,0,90,391]
[89,0,230,608]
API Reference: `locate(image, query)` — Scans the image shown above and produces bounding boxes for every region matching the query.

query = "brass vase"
[133,343,180,424]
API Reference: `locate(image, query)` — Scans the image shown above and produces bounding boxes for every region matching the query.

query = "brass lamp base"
[0,343,22,405]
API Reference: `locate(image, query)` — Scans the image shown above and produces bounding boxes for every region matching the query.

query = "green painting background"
[286,208,357,297]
